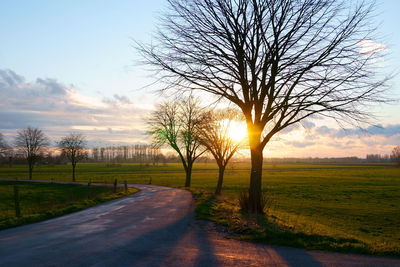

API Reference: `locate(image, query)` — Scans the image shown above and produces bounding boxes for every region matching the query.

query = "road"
[0,183,399,266]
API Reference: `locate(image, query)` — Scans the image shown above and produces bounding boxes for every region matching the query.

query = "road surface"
[0,183,399,266]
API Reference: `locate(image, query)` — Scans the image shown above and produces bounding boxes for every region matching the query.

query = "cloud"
[268,121,400,157]
[102,94,132,106]
[0,69,150,145]
[315,125,335,136]
[278,124,299,134]
[331,125,400,138]
[301,120,315,129]
[113,94,132,105]
[36,78,68,95]
[0,69,24,87]
[358,39,386,55]
[285,141,316,148]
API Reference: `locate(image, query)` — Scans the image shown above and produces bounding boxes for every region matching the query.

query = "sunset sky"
[0,0,399,158]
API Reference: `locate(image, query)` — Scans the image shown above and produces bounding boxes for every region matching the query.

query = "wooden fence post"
[124,180,128,193]
[113,179,117,193]
[14,185,21,217]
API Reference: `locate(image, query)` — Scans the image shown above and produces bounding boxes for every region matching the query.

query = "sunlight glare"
[222,119,247,142]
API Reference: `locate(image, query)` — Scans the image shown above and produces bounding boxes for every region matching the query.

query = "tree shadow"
[89,209,219,266]
[94,202,329,266]
[248,214,371,256]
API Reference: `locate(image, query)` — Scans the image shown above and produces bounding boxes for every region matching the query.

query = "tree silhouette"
[59,133,88,182]
[138,0,390,212]
[391,146,400,166]
[197,108,245,195]
[148,97,205,187]
[15,127,49,179]
[0,133,9,156]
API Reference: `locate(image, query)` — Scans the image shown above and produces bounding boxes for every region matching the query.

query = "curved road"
[0,183,399,267]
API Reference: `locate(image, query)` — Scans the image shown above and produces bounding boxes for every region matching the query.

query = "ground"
[1,182,399,267]
[0,163,399,255]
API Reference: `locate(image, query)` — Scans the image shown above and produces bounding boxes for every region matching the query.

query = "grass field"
[0,180,137,230]
[0,162,399,256]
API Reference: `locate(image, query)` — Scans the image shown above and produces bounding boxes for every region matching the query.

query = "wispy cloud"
[268,123,400,157]
[358,39,386,55]
[314,124,400,138]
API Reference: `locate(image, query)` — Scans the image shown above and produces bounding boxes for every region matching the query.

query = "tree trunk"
[215,164,225,195]
[184,161,193,187]
[29,165,33,180]
[247,123,264,213]
[28,160,33,180]
[248,145,264,213]
[72,163,76,182]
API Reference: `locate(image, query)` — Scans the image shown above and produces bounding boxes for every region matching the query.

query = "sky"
[0,0,399,158]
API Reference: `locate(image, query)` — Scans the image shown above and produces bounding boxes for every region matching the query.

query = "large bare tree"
[197,108,244,195]
[15,127,49,179]
[148,97,205,187]
[138,0,390,212]
[59,133,88,182]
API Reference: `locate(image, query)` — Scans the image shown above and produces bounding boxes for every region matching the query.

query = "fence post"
[124,180,128,193]
[14,185,21,217]
[113,179,117,193]
[88,178,91,186]
[148,177,152,185]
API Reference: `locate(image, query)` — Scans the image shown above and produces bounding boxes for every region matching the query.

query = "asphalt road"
[0,183,399,267]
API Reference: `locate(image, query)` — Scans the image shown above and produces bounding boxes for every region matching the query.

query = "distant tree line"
[261,156,398,164]
[90,144,163,165]
[366,154,391,163]
[0,133,164,166]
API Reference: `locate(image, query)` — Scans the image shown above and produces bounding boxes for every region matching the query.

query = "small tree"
[391,146,400,166]
[59,133,88,182]
[148,97,205,187]
[0,133,9,156]
[197,109,245,195]
[15,127,49,179]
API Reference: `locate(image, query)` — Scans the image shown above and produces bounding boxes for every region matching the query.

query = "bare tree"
[15,127,49,179]
[391,146,400,166]
[59,133,88,182]
[148,97,205,187]
[197,109,245,195]
[138,0,390,213]
[0,133,9,156]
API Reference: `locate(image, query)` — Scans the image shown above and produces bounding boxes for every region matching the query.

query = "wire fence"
[0,180,129,220]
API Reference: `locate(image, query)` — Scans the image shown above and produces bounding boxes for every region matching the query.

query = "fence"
[0,181,129,221]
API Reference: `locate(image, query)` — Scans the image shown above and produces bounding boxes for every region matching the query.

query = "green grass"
[0,162,399,256]
[0,180,138,230]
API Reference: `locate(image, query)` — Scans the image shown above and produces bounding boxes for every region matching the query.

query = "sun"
[223,120,247,142]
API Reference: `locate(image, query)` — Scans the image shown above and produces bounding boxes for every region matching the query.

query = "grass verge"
[192,189,400,257]
[0,180,138,230]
